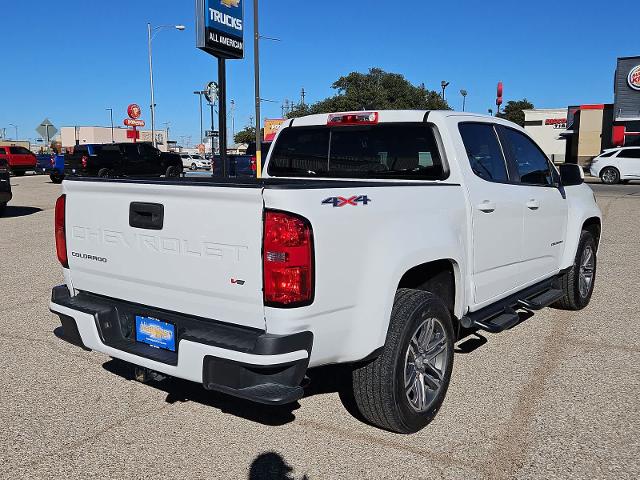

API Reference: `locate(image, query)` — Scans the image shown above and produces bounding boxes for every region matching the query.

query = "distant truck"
[50,110,601,433]
[0,145,37,176]
[65,143,183,178]
[0,157,11,214]
[213,142,271,177]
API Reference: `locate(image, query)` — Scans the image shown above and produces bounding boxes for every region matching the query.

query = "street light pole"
[147,23,185,148]
[441,81,450,101]
[194,91,204,150]
[253,0,262,178]
[9,123,18,140]
[106,109,114,143]
[460,90,468,112]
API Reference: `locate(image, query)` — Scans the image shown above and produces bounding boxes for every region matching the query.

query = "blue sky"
[0,0,637,145]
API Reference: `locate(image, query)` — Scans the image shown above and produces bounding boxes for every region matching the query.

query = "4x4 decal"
[322,195,372,208]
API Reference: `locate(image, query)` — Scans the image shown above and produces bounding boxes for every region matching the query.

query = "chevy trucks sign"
[196,0,244,59]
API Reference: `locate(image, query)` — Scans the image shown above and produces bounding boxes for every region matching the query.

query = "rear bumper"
[50,285,312,405]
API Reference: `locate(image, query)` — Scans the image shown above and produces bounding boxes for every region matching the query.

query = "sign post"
[197,0,245,178]
[125,104,144,143]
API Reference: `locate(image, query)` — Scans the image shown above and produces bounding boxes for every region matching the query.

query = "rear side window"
[598,150,617,158]
[9,147,33,155]
[458,123,509,182]
[500,128,552,186]
[622,149,640,159]
[268,123,445,180]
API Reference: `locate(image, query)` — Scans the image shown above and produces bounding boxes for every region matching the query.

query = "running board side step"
[518,288,564,310]
[460,278,562,334]
[472,311,520,334]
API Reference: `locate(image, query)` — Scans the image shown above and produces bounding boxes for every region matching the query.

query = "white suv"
[180,154,211,171]
[590,147,640,184]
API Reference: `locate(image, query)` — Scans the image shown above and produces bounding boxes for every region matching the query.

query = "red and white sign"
[126,130,140,140]
[124,119,145,127]
[628,65,640,91]
[127,104,142,119]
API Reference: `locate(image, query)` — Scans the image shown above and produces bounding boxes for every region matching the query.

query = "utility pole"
[106,109,114,143]
[253,0,262,177]
[194,90,204,149]
[230,99,236,140]
[300,88,306,107]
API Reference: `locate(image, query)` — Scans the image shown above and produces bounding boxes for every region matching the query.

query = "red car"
[0,145,37,176]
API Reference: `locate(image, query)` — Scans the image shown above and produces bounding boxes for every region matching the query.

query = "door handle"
[477,200,496,213]
[526,199,540,210]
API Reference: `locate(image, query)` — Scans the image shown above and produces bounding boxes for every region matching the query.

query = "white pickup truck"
[51,110,601,433]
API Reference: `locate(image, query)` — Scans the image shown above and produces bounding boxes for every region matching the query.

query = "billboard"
[196,0,244,59]
[614,56,640,121]
[264,119,285,142]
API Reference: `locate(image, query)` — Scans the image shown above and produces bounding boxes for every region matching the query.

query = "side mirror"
[559,164,584,186]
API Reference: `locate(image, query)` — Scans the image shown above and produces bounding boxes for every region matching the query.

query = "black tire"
[0,202,5,216]
[600,167,620,185]
[166,165,181,178]
[553,230,597,310]
[190,163,197,171]
[97,168,111,178]
[351,289,455,434]
[50,173,64,184]
[13,170,25,177]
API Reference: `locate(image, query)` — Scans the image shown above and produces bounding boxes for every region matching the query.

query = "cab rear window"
[9,147,33,155]
[268,123,446,180]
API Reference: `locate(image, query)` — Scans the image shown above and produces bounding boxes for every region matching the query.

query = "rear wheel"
[351,289,454,433]
[13,170,25,177]
[50,173,64,184]
[600,167,620,185]
[190,163,197,171]
[0,202,6,216]
[97,168,112,178]
[166,165,181,178]
[554,230,597,310]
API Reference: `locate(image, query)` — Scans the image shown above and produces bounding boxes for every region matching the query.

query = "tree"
[287,68,449,118]
[497,99,534,127]
[234,126,255,145]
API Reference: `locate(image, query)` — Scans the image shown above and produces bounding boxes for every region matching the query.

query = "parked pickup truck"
[66,142,183,178]
[50,110,601,433]
[0,158,11,215]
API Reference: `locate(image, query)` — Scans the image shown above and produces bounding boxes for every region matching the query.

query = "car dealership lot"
[1,175,638,479]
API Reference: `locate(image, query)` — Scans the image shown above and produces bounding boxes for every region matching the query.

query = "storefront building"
[562,56,640,165]
[523,108,568,163]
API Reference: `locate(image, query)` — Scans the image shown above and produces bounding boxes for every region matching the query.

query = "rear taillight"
[81,156,88,168]
[55,195,68,268]
[250,156,257,172]
[263,211,314,307]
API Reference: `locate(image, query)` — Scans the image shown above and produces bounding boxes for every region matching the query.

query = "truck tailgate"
[64,180,266,330]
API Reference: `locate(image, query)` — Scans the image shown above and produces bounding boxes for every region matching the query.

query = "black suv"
[66,143,183,178]
[0,158,12,215]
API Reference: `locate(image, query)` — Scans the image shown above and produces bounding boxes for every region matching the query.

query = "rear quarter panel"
[263,184,467,367]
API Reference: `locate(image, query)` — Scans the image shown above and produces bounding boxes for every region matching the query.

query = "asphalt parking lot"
[1,175,639,480]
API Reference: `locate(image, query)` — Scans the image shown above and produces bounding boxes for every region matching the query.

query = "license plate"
[135,316,176,352]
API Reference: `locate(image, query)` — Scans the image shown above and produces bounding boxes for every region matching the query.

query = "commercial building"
[60,127,170,152]
[523,108,568,163]
[563,56,640,166]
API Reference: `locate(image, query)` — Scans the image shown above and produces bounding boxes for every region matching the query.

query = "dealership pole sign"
[196,0,244,59]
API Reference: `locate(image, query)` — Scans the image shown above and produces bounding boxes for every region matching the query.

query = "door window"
[621,149,640,158]
[458,123,509,182]
[500,128,553,186]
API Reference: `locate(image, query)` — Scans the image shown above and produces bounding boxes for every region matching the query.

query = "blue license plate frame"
[135,316,176,352]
